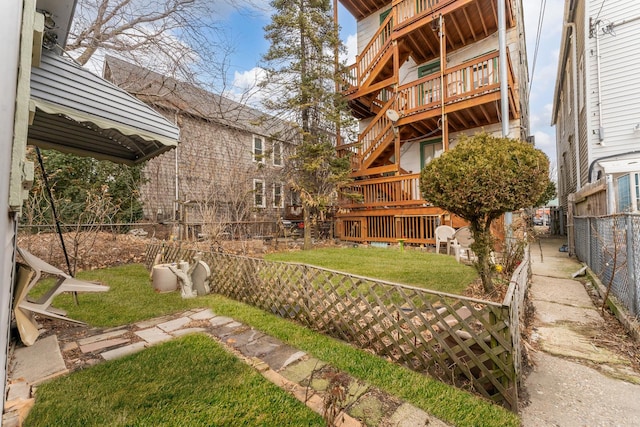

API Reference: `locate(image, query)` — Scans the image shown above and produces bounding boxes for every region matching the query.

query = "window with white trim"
[253,135,265,163]
[617,173,640,212]
[272,141,283,166]
[273,183,284,208]
[253,179,265,207]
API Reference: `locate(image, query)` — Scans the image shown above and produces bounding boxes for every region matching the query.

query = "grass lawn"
[28,263,519,427]
[25,334,324,427]
[265,246,478,294]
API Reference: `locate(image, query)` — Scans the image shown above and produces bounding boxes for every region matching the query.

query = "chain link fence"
[573,214,640,318]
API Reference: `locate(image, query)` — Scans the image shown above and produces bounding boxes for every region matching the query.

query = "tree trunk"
[303,203,311,250]
[470,221,495,294]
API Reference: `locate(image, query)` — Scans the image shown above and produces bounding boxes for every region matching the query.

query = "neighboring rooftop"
[103,56,297,142]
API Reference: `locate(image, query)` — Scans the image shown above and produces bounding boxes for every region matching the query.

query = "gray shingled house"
[103,57,300,239]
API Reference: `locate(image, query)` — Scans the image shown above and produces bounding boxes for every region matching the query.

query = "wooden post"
[439,15,449,151]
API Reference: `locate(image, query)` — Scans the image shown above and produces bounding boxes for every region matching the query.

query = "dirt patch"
[17,231,148,272]
[581,295,640,374]
[463,277,510,304]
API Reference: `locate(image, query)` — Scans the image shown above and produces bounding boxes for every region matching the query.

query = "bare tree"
[67,191,119,274]
[67,0,266,95]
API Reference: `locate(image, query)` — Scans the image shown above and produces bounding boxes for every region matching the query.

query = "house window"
[420,138,443,168]
[273,141,283,166]
[379,8,391,24]
[254,179,265,208]
[253,135,265,163]
[273,183,284,208]
[418,60,440,78]
[617,173,640,212]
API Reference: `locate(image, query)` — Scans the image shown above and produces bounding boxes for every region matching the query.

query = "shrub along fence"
[145,243,530,411]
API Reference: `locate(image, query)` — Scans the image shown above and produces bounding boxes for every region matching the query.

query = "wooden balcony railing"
[340,173,424,209]
[393,0,455,28]
[344,11,394,94]
[393,0,515,30]
[396,50,508,120]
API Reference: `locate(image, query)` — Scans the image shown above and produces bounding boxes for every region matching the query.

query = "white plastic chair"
[449,227,475,262]
[14,247,110,345]
[434,225,455,254]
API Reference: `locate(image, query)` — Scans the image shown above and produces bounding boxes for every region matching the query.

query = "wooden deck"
[336,0,520,245]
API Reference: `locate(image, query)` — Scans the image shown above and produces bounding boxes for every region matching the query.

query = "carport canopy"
[28,50,179,165]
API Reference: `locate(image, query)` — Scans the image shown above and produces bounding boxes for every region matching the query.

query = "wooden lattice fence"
[145,243,521,410]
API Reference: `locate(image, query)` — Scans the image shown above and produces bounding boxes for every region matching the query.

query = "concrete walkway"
[4,309,450,427]
[521,237,640,427]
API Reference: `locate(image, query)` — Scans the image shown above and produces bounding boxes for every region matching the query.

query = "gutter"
[588,150,640,183]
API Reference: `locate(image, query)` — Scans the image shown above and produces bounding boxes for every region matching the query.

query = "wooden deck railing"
[396,50,505,119]
[393,0,515,30]
[393,0,455,27]
[343,50,513,173]
[340,173,423,209]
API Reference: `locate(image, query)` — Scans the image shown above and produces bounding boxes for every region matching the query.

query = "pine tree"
[261,0,354,249]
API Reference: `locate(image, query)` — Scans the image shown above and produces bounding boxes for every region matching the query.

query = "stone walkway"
[4,308,450,427]
[521,237,640,426]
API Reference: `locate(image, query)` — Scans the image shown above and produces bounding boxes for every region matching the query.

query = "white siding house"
[552,0,640,221]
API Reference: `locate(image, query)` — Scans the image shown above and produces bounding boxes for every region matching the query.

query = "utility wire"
[528,0,547,98]
[595,0,607,22]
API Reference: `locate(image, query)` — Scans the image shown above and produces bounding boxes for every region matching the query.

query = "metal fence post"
[626,215,638,316]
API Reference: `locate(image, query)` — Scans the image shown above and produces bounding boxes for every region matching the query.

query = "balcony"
[337,50,520,175]
[340,0,515,67]
[394,50,519,129]
[340,173,424,209]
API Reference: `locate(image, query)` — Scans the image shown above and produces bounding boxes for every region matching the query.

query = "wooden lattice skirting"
[145,243,528,411]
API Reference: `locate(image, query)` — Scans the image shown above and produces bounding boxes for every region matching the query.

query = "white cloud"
[341,33,357,64]
[224,66,268,108]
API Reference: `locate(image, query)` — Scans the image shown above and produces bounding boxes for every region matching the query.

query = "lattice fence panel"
[146,244,518,409]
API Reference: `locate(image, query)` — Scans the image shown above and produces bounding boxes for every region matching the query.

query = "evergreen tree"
[261,0,354,249]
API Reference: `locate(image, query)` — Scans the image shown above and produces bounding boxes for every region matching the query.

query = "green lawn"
[25,334,324,427]
[265,246,478,294]
[27,263,518,427]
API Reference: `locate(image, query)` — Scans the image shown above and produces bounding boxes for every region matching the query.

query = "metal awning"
[28,50,179,165]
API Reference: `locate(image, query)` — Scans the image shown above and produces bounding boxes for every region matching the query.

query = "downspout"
[174,111,180,239]
[498,0,509,137]
[593,19,605,143]
[566,22,581,190]
[498,0,512,239]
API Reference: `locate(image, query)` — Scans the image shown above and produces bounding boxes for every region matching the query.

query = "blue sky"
[221,1,563,167]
